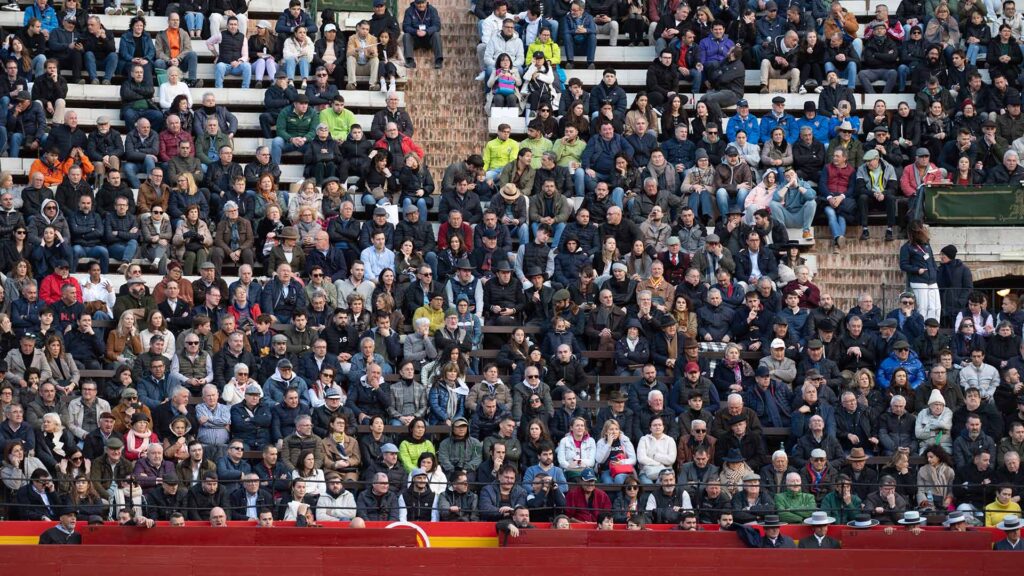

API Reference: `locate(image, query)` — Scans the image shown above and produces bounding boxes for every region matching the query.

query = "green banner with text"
[922,185,1024,226]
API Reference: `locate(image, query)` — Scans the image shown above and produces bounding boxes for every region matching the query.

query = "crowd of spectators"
[0,0,1021,536]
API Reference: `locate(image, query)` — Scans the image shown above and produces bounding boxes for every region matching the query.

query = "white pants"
[210,13,249,35]
[910,282,941,322]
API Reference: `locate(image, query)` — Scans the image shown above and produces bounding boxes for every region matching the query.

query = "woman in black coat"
[397,153,435,221]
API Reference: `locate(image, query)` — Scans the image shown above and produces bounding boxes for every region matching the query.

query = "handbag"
[609,460,635,477]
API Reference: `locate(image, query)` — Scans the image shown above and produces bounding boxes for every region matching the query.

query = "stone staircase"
[810,225,906,312]
[403,0,488,182]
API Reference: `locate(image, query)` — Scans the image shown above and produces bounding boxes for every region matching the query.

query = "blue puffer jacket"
[428,382,467,425]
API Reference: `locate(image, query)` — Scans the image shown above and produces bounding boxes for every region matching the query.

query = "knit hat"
[940,245,958,259]
[928,389,946,406]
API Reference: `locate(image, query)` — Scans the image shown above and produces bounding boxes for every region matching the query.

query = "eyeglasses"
[692,429,706,433]
[15,230,25,235]
[312,273,323,277]
[316,73,327,77]
[527,375,540,379]
[901,300,913,304]
[236,372,249,376]
[186,341,199,345]
[625,485,639,491]
[419,272,432,276]
[152,210,163,214]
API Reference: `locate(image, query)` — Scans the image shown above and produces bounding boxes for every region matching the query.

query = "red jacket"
[899,162,944,197]
[564,485,612,522]
[159,128,195,162]
[40,273,82,305]
[436,222,473,250]
[374,133,424,160]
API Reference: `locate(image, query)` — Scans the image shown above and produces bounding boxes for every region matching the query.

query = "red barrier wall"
[2,546,1020,576]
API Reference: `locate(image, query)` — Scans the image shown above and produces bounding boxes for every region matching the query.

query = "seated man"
[402,0,443,69]
[271,95,315,166]
[854,148,899,242]
[562,1,596,69]
[770,168,817,240]
[759,30,800,94]
[207,16,251,89]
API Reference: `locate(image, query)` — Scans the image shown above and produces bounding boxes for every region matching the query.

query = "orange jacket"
[29,155,94,187]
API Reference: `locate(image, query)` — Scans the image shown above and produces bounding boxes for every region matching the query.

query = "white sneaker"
[380,79,387,93]
[389,79,396,92]
[474,71,486,81]
[815,86,824,93]
[798,85,807,94]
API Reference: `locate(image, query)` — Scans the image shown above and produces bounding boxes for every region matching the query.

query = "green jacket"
[819,491,863,524]
[775,490,817,524]
[196,132,232,166]
[520,137,552,169]
[277,105,317,141]
[437,435,483,475]
[320,107,358,142]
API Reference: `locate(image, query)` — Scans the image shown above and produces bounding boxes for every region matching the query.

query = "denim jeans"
[965,43,986,67]
[688,190,714,222]
[184,12,204,34]
[124,155,157,188]
[73,245,110,272]
[9,131,47,157]
[283,57,311,81]
[532,221,566,248]
[715,187,750,220]
[680,67,703,93]
[770,194,816,231]
[584,171,608,195]
[84,52,119,82]
[108,240,139,263]
[564,33,597,65]
[572,169,585,197]
[401,196,428,221]
[32,54,46,78]
[508,223,529,246]
[825,61,857,90]
[825,196,855,238]
[155,51,199,83]
[214,62,251,88]
[122,107,164,132]
[897,64,910,92]
[270,137,306,165]
[609,187,624,208]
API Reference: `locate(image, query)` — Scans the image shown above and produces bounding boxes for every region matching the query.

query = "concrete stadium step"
[70,108,375,131]
[61,84,401,109]
[0,0,290,31]
[2,157,307,187]
[67,60,408,87]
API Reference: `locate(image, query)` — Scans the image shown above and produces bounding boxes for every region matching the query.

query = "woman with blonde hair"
[595,419,637,485]
[158,65,192,111]
[106,310,143,365]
